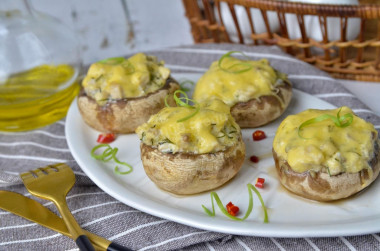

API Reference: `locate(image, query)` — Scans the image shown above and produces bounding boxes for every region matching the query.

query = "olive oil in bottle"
[0,64,80,131]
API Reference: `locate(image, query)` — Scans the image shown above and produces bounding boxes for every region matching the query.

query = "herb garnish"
[98,57,125,65]
[179,79,195,92]
[202,183,268,223]
[298,108,354,139]
[165,90,200,122]
[91,144,133,175]
[218,51,253,74]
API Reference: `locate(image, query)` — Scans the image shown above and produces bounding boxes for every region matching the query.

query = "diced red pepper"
[97,133,116,143]
[255,177,265,188]
[252,130,266,141]
[226,202,239,216]
[250,155,259,163]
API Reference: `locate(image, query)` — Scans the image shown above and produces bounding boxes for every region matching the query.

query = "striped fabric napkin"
[1,43,380,250]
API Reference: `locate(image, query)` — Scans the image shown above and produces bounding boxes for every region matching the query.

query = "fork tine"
[42,166,57,174]
[32,168,46,177]
[54,163,70,171]
[20,172,34,181]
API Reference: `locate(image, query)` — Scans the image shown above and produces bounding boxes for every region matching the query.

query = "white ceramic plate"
[66,73,380,237]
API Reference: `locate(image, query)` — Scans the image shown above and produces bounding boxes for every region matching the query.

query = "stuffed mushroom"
[193,52,292,128]
[78,53,180,133]
[135,98,245,195]
[272,106,380,201]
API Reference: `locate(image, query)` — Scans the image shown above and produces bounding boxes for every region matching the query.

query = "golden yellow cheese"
[193,57,286,106]
[135,99,240,154]
[273,106,378,175]
[82,53,170,104]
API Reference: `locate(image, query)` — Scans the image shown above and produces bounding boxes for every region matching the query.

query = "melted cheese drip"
[193,57,284,106]
[135,99,240,154]
[273,106,378,175]
[82,53,170,104]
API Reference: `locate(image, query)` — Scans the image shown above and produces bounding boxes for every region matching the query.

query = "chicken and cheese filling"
[82,53,170,105]
[193,57,287,107]
[273,106,378,175]
[135,99,241,154]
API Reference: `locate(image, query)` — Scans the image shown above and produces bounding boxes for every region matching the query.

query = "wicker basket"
[182,0,380,81]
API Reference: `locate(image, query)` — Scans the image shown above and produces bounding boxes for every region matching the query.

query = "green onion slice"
[202,192,243,221]
[91,144,133,175]
[177,106,200,122]
[218,51,253,74]
[164,94,170,107]
[167,90,200,122]
[114,165,132,175]
[98,57,125,65]
[248,184,269,223]
[201,183,269,223]
[179,80,195,92]
[298,108,354,138]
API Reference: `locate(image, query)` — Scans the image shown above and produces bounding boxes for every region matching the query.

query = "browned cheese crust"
[272,140,380,201]
[231,80,292,128]
[77,78,180,134]
[140,136,246,195]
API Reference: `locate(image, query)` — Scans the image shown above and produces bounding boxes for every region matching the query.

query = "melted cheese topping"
[193,57,286,106]
[273,107,378,175]
[135,99,241,154]
[82,53,170,104]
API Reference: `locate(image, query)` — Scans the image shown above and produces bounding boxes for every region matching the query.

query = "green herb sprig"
[91,144,133,175]
[298,108,354,139]
[218,51,253,74]
[165,90,200,122]
[98,57,125,65]
[179,79,195,92]
[202,183,268,223]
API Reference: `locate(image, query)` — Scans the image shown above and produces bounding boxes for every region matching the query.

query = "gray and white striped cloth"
[1,43,380,250]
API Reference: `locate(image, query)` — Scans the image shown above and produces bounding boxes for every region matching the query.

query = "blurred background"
[2,0,380,132]
[30,0,194,65]
[1,0,195,131]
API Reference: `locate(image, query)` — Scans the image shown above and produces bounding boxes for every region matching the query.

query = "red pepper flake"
[97,133,116,143]
[250,155,259,163]
[255,177,265,189]
[226,202,239,216]
[252,130,266,141]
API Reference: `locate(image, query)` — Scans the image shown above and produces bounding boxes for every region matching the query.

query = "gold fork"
[20,163,95,251]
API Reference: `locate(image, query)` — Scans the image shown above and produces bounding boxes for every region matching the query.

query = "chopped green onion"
[298,108,354,138]
[218,51,253,74]
[114,166,132,175]
[91,144,133,175]
[201,183,268,223]
[177,109,199,122]
[167,90,200,122]
[179,80,195,92]
[98,57,125,65]
[164,94,170,107]
[337,108,354,127]
[326,167,331,176]
[173,90,193,108]
[248,184,268,223]
[202,192,243,221]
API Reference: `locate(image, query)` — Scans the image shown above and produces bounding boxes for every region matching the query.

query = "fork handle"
[54,199,95,251]
[107,242,133,251]
[76,235,96,251]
